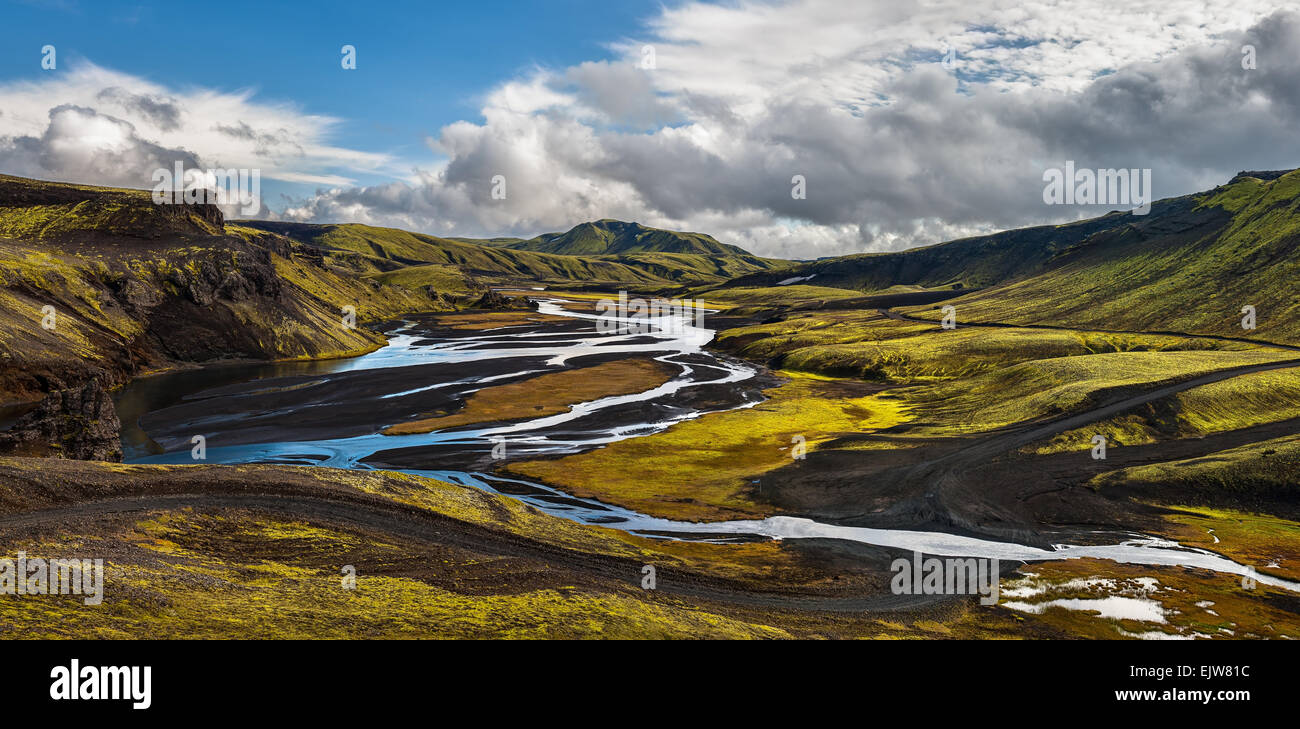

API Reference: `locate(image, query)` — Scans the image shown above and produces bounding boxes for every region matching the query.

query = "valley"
[2,170,1300,639]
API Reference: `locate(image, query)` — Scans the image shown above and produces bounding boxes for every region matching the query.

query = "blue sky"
[0,0,657,198]
[0,1,1296,257]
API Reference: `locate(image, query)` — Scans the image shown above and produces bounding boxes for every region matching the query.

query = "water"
[119,298,1300,594]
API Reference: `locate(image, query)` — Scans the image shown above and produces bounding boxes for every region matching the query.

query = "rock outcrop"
[0,379,122,461]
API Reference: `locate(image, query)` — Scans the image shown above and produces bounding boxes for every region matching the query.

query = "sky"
[1,0,1298,258]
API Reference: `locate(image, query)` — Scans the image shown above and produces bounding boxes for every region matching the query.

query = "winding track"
[0,490,944,613]
[871,307,1300,532]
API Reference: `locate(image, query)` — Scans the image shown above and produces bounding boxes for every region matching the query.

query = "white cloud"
[287,1,1300,258]
[4,2,1299,259]
[0,62,392,192]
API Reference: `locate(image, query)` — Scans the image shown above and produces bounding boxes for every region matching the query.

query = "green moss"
[508,371,907,520]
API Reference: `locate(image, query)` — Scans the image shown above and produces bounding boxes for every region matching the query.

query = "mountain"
[241,220,784,289]
[716,169,1300,344]
[488,219,750,256]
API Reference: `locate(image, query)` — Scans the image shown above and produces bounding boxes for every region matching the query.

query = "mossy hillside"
[903,349,1296,435]
[718,309,1251,383]
[0,513,795,639]
[1034,368,1300,454]
[898,170,1300,344]
[0,458,1074,639]
[1089,433,1300,506]
[0,174,233,243]
[0,245,140,360]
[508,220,749,256]
[692,285,865,309]
[507,372,908,521]
[605,252,790,282]
[716,203,1137,293]
[241,220,777,289]
[0,508,1066,639]
[0,176,456,402]
[0,457,862,591]
[368,263,478,295]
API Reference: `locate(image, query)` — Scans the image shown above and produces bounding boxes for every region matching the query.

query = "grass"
[383,358,678,435]
[368,263,476,294]
[1034,368,1300,454]
[0,512,792,639]
[1088,433,1300,503]
[506,371,908,521]
[0,457,1080,639]
[693,285,864,308]
[719,310,1249,383]
[903,349,1295,434]
[897,170,1300,344]
[241,221,780,288]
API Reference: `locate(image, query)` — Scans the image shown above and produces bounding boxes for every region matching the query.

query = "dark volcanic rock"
[471,290,536,310]
[0,379,122,461]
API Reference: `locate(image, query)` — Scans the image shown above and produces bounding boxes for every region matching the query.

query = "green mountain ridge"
[499,219,751,256]
[716,169,1300,343]
[241,219,783,290]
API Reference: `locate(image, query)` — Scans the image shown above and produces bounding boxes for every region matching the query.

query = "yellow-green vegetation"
[1035,368,1300,454]
[0,244,135,365]
[1089,433,1300,500]
[998,558,1299,639]
[719,310,1250,383]
[507,371,907,520]
[369,263,476,294]
[0,513,793,639]
[691,284,863,311]
[0,509,1057,639]
[896,171,1300,344]
[0,458,1083,639]
[431,310,571,331]
[383,358,678,435]
[1155,505,1300,582]
[905,349,1295,434]
[505,219,745,256]
[0,458,835,598]
[0,177,221,241]
[241,220,780,289]
[0,175,463,403]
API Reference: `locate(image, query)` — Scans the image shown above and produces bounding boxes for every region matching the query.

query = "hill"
[714,169,1300,343]
[241,220,784,289]
[0,175,450,460]
[503,219,751,256]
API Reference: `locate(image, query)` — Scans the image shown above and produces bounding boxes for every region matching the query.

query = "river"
[117,298,1300,593]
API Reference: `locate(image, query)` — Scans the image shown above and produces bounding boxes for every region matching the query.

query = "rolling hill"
[713,169,1300,343]
[494,219,750,256]
[242,219,785,289]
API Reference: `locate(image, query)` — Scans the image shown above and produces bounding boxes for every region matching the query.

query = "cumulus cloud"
[0,104,200,188]
[283,2,1300,257]
[0,62,390,191]
[4,2,1299,258]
